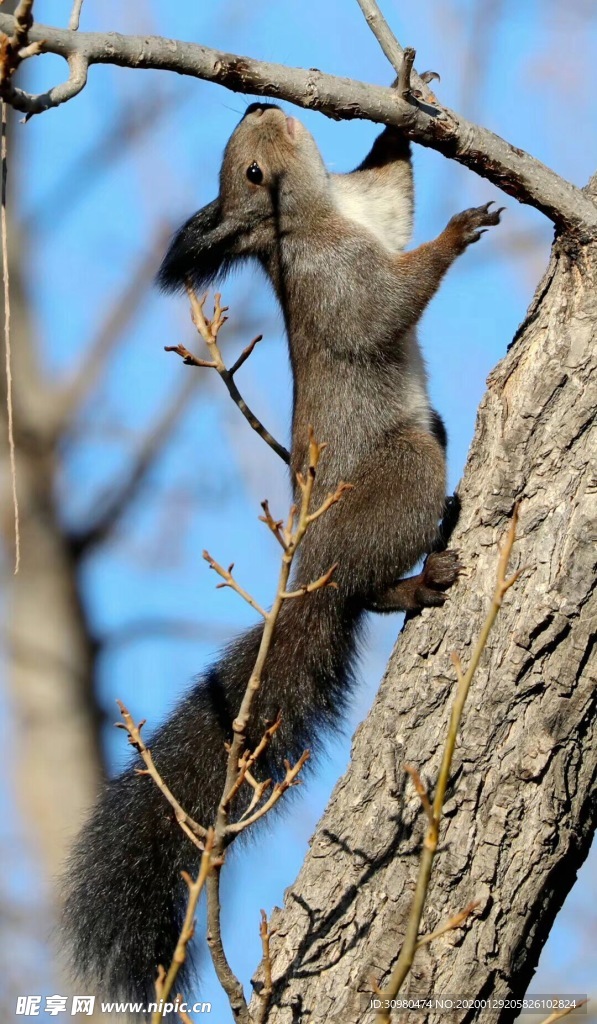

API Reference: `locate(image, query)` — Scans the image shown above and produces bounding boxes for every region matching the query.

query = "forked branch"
[118,414,350,1024]
[166,288,289,464]
[116,701,208,849]
[151,830,219,1024]
[203,426,349,1022]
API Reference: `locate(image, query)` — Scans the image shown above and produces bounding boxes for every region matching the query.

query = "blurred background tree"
[0,1,594,1019]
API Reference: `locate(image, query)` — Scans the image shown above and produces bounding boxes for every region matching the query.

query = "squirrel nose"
[244,103,281,120]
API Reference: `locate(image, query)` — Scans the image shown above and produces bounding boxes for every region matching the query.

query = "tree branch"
[0,0,38,102]
[99,617,231,652]
[6,50,88,120]
[1,102,19,572]
[68,0,84,32]
[202,430,347,1021]
[206,870,250,1024]
[71,372,199,553]
[0,13,595,235]
[354,0,436,105]
[166,289,290,465]
[116,700,208,848]
[152,831,218,1024]
[58,231,168,432]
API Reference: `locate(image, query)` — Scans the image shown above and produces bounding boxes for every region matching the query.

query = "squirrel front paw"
[446,201,504,251]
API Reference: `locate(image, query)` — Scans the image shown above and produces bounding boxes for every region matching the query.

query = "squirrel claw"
[406,550,463,611]
[421,549,462,589]
[447,202,505,249]
[420,69,441,85]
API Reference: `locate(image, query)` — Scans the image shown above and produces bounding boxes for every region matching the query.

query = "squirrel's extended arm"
[390,202,503,332]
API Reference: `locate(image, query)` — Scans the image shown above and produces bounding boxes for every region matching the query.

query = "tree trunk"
[0,0,104,890]
[1,209,103,1003]
[250,224,596,1020]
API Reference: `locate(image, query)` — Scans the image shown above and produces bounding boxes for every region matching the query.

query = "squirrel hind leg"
[366,550,463,614]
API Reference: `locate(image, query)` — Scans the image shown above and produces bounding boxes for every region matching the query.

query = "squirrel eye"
[246,162,264,185]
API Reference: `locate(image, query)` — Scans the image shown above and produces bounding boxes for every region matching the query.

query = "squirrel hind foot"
[366,549,462,615]
[410,549,463,609]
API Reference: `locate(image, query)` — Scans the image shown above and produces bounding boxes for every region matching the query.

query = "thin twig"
[68,0,84,31]
[206,870,251,1024]
[304,481,352,523]
[259,500,286,550]
[205,427,349,1020]
[116,700,208,847]
[218,430,346,832]
[229,334,263,376]
[222,716,280,813]
[255,910,274,1024]
[404,764,433,826]
[202,550,268,620]
[353,0,404,75]
[415,901,479,950]
[8,0,34,48]
[1,101,18,572]
[176,1001,194,1024]
[353,0,435,104]
[396,47,415,99]
[375,507,525,1022]
[166,288,290,464]
[225,751,310,834]
[536,1001,588,1024]
[280,561,338,598]
[151,830,217,1024]
[235,769,272,822]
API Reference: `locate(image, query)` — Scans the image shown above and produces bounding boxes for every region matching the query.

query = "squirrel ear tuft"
[156,199,241,293]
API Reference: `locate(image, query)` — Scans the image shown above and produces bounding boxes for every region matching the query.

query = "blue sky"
[4,0,596,1018]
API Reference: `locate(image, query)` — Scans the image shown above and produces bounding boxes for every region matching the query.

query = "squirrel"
[62,103,502,1002]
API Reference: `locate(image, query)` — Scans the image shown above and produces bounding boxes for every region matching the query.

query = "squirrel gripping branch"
[63,103,502,1003]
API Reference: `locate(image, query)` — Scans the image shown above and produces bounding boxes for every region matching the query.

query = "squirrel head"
[157,104,330,292]
[221,103,329,214]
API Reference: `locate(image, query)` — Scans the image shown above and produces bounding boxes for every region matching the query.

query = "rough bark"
[248,230,596,1021]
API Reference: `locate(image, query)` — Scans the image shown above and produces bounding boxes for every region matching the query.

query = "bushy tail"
[62,591,361,1003]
